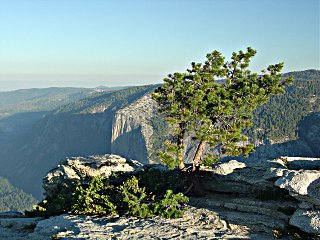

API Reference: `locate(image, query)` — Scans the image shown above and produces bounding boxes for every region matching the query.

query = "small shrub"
[279,157,289,167]
[26,183,77,218]
[118,176,154,218]
[154,190,189,218]
[119,176,188,218]
[26,173,189,219]
[25,200,47,218]
[138,168,181,195]
[71,175,188,219]
[72,177,117,216]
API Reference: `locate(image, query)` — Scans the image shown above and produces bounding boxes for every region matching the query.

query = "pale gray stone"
[290,209,320,235]
[212,160,246,175]
[274,170,320,206]
[111,94,158,164]
[27,206,272,240]
[43,154,143,199]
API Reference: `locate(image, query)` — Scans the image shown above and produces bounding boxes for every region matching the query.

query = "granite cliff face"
[111,94,157,164]
[0,85,157,199]
[110,94,212,165]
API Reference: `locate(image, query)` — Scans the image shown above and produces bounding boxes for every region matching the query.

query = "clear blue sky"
[0,0,319,90]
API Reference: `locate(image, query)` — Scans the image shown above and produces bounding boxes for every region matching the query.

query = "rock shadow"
[111,126,148,164]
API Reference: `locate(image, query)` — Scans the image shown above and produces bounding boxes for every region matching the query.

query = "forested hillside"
[247,69,320,144]
[0,177,37,212]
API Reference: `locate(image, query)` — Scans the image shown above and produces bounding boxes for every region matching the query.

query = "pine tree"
[152,47,293,170]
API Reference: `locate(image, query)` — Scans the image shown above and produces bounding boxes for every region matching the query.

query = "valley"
[0,70,319,201]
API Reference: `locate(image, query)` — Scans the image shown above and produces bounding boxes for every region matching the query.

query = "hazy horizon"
[1,69,319,92]
[0,0,319,91]
[0,73,162,91]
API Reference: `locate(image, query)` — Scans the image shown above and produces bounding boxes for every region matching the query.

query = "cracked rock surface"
[1,207,274,240]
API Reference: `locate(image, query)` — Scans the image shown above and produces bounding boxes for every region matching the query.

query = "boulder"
[274,170,320,206]
[289,209,320,235]
[212,160,246,175]
[43,154,143,199]
[202,160,286,194]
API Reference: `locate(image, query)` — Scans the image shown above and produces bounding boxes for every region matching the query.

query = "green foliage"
[152,47,292,169]
[149,115,170,161]
[156,140,183,169]
[153,190,189,218]
[138,168,182,195]
[72,177,117,216]
[25,183,77,218]
[45,185,77,216]
[72,176,188,219]
[0,176,37,212]
[202,153,219,167]
[118,176,154,218]
[30,174,188,219]
[25,200,47,217]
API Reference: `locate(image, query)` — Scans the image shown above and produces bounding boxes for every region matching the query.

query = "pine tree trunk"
[177,127,185,170]
[192,141,206,171]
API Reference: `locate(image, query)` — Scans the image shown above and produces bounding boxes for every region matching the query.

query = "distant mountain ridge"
[283,69,320,80]
[0,87,93,117]
[0,86,130,118]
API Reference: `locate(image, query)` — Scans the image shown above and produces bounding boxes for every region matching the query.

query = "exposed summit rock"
[0,207,276,240]
[290,209,320,235]
[43,154,143,199]
[1,155,320,238]
[275,170,320,206]
[198,158,320,236]
[211,160,246,175]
